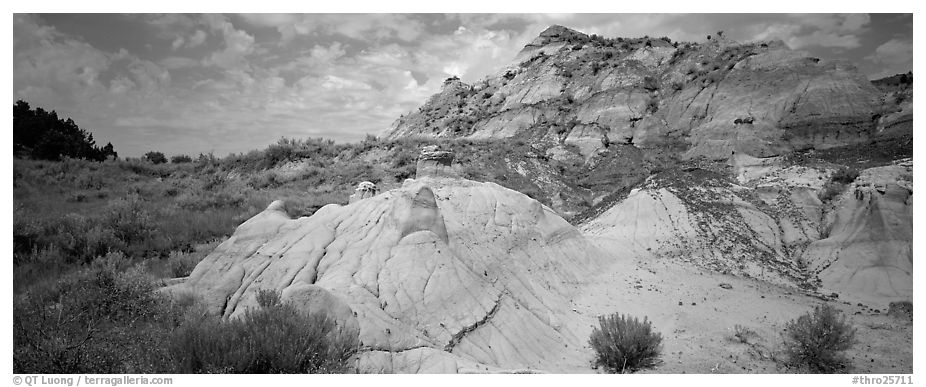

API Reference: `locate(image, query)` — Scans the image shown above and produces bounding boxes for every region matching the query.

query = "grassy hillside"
[12,125,912,373]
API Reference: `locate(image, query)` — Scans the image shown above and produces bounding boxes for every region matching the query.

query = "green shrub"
[14,100,116,162]
[13,206,44,262]
[818,181,845,203]
[733,324,758,344]
[166,250,203,278]
[887,301,912,319]
[48,214,121,264]
[104,194,156,246]
[248,171,280,189]
[830,167,860,184]
[782,304,856,373]
[14,263,178,373]
[589,313,663,373]
[144,151,167,164]
[171,155,192,164]
[168,297,357,373]
[256,289,282,308]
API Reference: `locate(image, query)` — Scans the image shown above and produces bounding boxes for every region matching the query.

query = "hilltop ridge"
[385,25,893,162]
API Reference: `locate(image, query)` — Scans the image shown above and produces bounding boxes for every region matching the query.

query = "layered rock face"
[803,160,913,306]
[416,145,457,179]
[167,149,609,373]
[580,168,810,287]
[384,25,883,160]
[581,154,913,306]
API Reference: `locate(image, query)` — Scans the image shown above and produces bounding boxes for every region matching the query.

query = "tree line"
[14,100,117,161]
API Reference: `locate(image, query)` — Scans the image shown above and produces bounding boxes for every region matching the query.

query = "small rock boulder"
[349,181,378,203]
[416,145,458,179]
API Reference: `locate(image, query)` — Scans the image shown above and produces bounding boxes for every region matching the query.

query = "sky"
[12,13,914,158]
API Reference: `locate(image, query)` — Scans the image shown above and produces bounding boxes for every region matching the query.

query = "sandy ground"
[559,236,913,374]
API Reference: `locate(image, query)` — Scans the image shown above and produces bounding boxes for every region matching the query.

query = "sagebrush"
[783,304,856,373]
[13,261,357,374]
[13,262,180,373]
[589,312,662,373]
[168,294,357,373]
[733,324,758,344]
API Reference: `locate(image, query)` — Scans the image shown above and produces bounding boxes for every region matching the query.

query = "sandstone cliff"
[385,25,883,161]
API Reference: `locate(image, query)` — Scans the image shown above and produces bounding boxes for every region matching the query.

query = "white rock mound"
[167,149,608,373]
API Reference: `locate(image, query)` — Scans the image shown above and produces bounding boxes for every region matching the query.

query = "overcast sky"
[13,13,913,158]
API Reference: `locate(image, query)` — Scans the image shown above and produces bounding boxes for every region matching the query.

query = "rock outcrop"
[581,154,913,307]
[384,25,883,161]
[416,145,457,179]
[348,181,378,203]
[166,174,609,373]
[803,160,913,306]
[580,168,809,287]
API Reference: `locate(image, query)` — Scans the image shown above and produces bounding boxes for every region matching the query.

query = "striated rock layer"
[581,156,913,307]
[384,25,883,160]
[167,174,609,373]
[580,168,811,287]
[804,160,913,306]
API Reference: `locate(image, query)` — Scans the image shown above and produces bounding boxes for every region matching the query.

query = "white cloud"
[747,14,870,49]
[13,13,906,158]
[171,36,185,50]
[786,30,862,49]
[868,38,913,65]
[320,75,373,91]
[203,15,256,71]
[237,13,300,28]
[838,14,870,32]
[109,76,136,94]
[160,56,200,69]
[128,59,171,92]
[14,15,111,104]
[311,42,347,63]
[865,38,912,79]
[243,14,428,46]
[188,30,207,47]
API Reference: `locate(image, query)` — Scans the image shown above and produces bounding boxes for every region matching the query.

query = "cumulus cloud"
[171,36,185,50]
[160,56,200,69]
[237,13,300,29]
[203,15,256,71]
[241,14,428,46]
[865,38,913,79]
[109,76,136,94]
[14,14,111,106]
[127,59,171,92]
[868,38,913,64]
[142,14,200,38]
[747,14,870,49]
[13,13,909,157]
[188,30,207,47]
